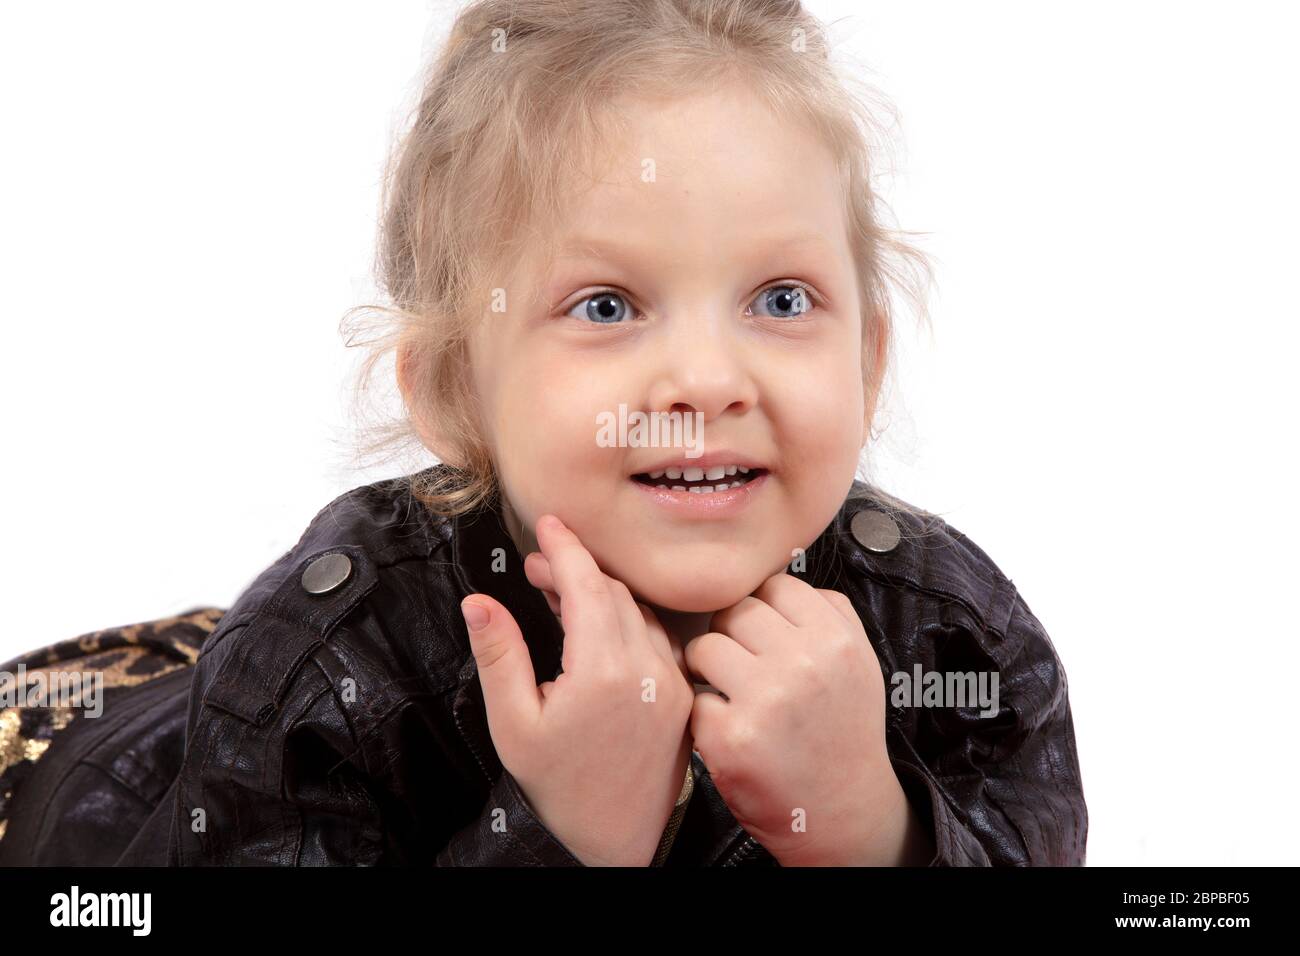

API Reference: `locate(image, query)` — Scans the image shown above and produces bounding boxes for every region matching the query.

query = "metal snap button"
[850,509,901,553]
[301,552,353,594]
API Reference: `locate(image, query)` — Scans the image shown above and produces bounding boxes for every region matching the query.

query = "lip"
[629,469,768,518]
[629,449,767,476]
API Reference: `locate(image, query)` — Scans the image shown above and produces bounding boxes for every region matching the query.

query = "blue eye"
[562,282,816,324]
[566,291,632,324]
[748,284,813,319]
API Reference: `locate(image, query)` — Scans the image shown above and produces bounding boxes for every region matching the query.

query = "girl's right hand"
[459,514,695,867]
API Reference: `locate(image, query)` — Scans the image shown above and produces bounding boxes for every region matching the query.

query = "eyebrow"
[552,232,833,262]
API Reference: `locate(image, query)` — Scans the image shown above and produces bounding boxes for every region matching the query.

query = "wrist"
[776,770,930,867]
[852,772,933,866]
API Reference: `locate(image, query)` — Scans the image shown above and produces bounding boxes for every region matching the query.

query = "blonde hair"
[341,0,938,526]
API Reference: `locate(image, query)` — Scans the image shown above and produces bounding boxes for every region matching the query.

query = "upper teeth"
[648,464,751,480]
[647,463,754,478]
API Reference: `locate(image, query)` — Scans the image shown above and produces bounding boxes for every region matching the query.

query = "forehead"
[537,80,848,268]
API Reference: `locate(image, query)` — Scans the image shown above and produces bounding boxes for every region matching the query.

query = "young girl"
[0,0,1086,866]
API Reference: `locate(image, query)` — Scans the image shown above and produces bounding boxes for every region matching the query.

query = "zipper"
[720,833,762,866]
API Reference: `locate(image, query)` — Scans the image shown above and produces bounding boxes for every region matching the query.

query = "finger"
[682,631,749,699]
[689,688,729,763]
[709,595,788,655]
[524,552,562,619]
[666,627,692,686]
[632,600,680,676]
[533,546,639,645]
[541,589,562,620]
[752,572,839,629]
[603,576,650,647]
[814,587,861,629]
[524,550,554,591]
[534,514,622,667]
[460,594,541,731]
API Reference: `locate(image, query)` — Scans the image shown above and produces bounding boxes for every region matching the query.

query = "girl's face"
[467,80,869,615]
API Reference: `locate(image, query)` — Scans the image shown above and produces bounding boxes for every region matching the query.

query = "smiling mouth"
[631,466,767,493]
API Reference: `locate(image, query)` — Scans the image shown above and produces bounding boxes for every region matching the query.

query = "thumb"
[461,594,541,732]
[671,638,693,688]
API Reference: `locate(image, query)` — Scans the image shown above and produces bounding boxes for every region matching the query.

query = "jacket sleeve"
[171,653,388,866]
[173,611,657,866]
[176,659,586,865]
[312,673,587,867]
[889,593,1088,866]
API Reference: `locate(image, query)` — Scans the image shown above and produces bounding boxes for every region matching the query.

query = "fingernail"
[461,599,490,632]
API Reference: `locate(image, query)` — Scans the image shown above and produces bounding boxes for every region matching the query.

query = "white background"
[2,1,1296,865]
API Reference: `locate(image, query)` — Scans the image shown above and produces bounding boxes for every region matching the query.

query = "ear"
[396,340,465,469]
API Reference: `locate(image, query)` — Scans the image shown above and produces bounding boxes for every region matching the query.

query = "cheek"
[488,360,615,504]
[775,358,865,459]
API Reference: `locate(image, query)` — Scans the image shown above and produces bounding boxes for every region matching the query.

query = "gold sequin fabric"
[0,607,224,846]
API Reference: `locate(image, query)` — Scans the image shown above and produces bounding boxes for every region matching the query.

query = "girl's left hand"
[685,572,925,866]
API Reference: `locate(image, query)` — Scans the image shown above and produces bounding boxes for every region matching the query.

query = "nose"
[644,312,758,423]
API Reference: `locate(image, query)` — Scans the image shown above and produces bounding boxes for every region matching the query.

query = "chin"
[627,570,761,616]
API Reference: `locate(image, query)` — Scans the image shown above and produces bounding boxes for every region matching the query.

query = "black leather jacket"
[10,465,1088,866]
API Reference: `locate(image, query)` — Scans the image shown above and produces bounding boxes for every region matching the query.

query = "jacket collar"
[449,491,566,686]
